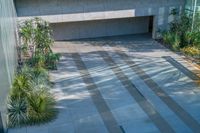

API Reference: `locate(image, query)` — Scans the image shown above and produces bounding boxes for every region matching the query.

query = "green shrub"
[45,53,60,70]
[7,66,57,127]
[20,65,49,81]
[8,17,58,128]
[162,31,180,51]
[27,89,57,125]
[28,53,46,68]
[163,31,172,45]
[172,34,181,51]
[7,97,28,127]
[19,17,59,70]
[181,46,200,57]
[189,32,200,48]
[164,10,200,50]
[10,74,31,98]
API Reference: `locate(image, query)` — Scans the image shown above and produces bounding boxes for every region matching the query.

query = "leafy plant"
[181,46,200,57]
[10,74,31,98]
[162,31,180,51]
[162,9,200,58]
[169,13,191,48]
[45,53,60,70]
[33,18,54,56]
[19,19,34,58]
[7,66,57,127]
[20,65,49,81]
[7,97,28,127]
[27,89,57,125]
[19,17,59,70]
[8,17,58,128]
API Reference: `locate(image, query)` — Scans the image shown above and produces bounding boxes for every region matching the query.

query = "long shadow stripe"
[163,56,200,80]
[99,51,175,133]
[118,53,200,132]
[70,53,123,133]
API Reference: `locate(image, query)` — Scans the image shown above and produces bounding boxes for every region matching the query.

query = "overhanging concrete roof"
[18,9,137,23]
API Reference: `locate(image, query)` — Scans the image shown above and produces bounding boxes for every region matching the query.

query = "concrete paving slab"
[75,46,170,132]
[103,45,192,133]
[8,34,200,133]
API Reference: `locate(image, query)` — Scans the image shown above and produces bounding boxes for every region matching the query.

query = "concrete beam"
[18,9,136,23]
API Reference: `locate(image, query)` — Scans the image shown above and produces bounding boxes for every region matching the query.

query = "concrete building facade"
[15,0,185,40]
[0,0,18,132]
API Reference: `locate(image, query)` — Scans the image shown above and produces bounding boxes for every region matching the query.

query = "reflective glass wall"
[185,0,200,12]
[0,0,18,132]
[185,0,200,30]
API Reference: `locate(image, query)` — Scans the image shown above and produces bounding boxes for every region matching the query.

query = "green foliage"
[162,9,200,56]
[7,66,57,128]
[19,17,59,70]
[162,31,180,51]
[7,97,28,127]
[20,65,49,82]
[181,46,200,57]
[27,89,57,125]
[10,74,31,98]
[45,53,60,70]
[28,53,46,68]
[192,12,200,32]
[33,18,53,56]
[19,19,34,48]
[169,13,191,48]
[8,17,58,128]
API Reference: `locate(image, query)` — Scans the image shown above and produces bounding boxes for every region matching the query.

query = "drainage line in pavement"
[99,51,175,133]
[71,53,123,133]
[162,56,200,80]
[118,53,200,133]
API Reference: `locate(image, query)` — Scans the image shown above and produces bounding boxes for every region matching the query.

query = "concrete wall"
[0,0,18,132]
[15,0,185,40]
[15,0,185,17]
[51,17,149,40]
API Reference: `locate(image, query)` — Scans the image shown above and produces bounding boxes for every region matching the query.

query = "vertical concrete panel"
[168,7,176,24]
[0,0,17,131]
[158,7,165,27]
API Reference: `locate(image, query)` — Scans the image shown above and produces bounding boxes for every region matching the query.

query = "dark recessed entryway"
[51,16,154,41]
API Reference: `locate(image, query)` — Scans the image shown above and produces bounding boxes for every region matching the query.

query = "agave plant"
[27,88,57,125]
[10,73,31,98]
[20,65,49,81]
[7,97,28,127]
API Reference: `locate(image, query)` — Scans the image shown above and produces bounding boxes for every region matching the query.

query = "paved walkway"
[8,34,200,133]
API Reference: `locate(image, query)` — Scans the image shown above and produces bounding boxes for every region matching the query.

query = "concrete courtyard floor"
[8,34,200,133]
